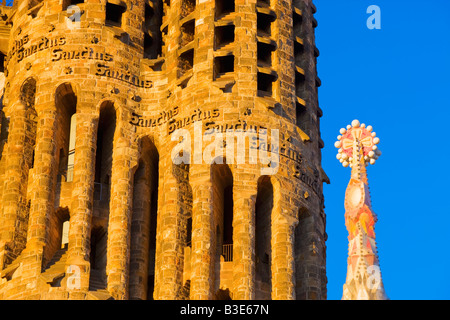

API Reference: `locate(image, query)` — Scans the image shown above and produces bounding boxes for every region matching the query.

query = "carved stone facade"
[0,0,327,300]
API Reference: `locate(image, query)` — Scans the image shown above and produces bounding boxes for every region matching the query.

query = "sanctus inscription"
[130,107,180,127]
[95,63,152,89]
[8,35,66,63]
[168,108,220,134]
[51,47,113,62]
[204,121,303,166]
[6,35,153,89]
[292,163,322,197]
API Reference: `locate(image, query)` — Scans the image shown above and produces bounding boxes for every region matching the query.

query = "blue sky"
[315,0,450,300]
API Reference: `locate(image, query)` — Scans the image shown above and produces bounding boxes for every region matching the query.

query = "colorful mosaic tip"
[335,120,381,168]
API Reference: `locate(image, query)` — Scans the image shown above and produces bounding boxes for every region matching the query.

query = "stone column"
[153,161,188,300]
[65,112,97,295]
[294,205,327,300]
[232,179,257,300]
[189,166,214,300]
[22,105,58,279]
[153,173,179,300]
[0,104,29,268]
[271,213,297,300]
[106,135,137,300]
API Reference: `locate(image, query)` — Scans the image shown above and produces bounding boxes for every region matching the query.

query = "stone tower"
[0,0,327,300]
[335,120,387,300]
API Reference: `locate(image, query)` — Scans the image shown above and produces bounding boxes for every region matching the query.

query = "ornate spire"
[335,120,388,300]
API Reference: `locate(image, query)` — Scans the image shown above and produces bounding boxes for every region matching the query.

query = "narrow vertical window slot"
[143,1,164,60]
[296,101,309,134]
[214,24,235,50]
[178,48,194,78]
[257,72,276,97]
[214,55,234,80]
[293,7,303,36]
[180,0,196,20]
[257,41,275,67]
[257,0,270,8]
[215,0,235,20]
[105,2,126,27]
[180,19,195,46]
[257,11,275,37]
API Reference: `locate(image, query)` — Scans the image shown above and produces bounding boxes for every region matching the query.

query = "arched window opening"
[211,163,233,300]
[21,78,37,181]
[20,77,38,177]
[20,78,37,109]
[94,102,116,204]
[222,185,233,261]
[55,83,77,184]
[255,176,273,300]
[211,163,233,263]
[67,113,76,182]
[129,137,160,300]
